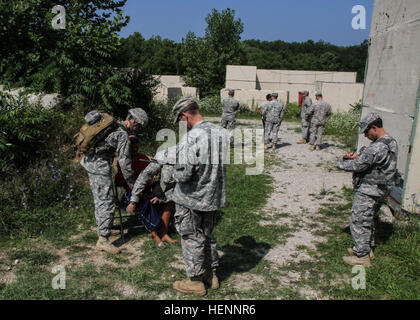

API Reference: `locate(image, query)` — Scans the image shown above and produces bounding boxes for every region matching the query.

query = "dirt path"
[209,117,353,298]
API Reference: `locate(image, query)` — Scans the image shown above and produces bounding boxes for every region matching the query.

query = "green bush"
[0,92,65,170]
[284,102,301,120]
[325,110,360,148]
[199,95,222,116]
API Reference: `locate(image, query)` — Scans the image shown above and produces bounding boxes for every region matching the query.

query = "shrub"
[0,92,65,170]
[325,110,360,148]
[199,95,222,116]
[284,102,301,120]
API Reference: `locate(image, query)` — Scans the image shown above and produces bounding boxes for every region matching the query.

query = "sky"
[119,0,374,46]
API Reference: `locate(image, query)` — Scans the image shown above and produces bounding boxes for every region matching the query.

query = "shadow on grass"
[342,219,394,246]
[218,235,270,283]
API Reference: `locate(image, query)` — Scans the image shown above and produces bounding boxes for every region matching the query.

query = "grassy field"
[0,127,418,299]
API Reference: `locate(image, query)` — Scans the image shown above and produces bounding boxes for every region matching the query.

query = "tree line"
[1,2,368,103]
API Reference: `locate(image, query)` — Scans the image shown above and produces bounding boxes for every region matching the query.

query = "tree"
[0,0,156,115]
[181,8,245,96]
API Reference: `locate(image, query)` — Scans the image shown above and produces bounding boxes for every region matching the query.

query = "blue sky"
[119,0,374,46]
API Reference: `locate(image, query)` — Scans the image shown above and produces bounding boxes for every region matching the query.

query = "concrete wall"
[153,75,198,102]
[256,69,356,89]
[225,65,257,90]
[358,0,420,211]
[220,88,288,111]
[225,65,362,112]
[319,82,364,113]
[0,85,62,109]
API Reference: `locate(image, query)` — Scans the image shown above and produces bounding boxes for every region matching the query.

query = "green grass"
[284,186,420,300]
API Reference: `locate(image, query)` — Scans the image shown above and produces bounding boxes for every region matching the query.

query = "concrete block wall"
[220,88,288,111]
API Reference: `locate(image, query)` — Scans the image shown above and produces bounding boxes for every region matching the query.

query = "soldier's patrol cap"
[172,96,199,123]
[359,112,382,133]
[302,90,309,95]
[315,91,322,97]
[228,89,235,95]
[271,92,278,98]
[128,108,149,128]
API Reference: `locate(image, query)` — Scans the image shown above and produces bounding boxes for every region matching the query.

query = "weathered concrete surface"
[220,88,288,110]
[0,85,63,109]
[225,65,257,90]
[359,0,420,211]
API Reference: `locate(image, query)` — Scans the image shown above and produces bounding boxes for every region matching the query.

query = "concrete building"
[153,75,199,102]
[358,0,420,213]
[224,65,364,112]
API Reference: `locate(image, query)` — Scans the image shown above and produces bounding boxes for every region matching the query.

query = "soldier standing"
[305,92,332,151]
[297,90,312,144]
[262,92,284,150]
[171,97,227,296]
[337,112,398,267]
[80,108,148,254]
[257,93,272,139]
[220,89,240,131]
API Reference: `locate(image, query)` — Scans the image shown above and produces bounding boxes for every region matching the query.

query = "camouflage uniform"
[301,96,312,140]
[130,147,176,204]
[220,97,239,130]
[306,100,332,146]
[172,120,227,277]
[263,100,284,145]
[337,134,398,257]
[81,120,135,237]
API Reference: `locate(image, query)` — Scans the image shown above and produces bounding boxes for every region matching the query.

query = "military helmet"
[172,96,198,124]
[359,112,381,133]
[127,108,148,128]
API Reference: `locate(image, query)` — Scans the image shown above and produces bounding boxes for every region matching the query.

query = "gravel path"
[209,117,354,298]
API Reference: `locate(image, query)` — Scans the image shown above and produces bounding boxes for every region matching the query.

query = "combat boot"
[297,138,307,144]
[309,145,315,151]
[173,276,206,296]
[343,254,372,267]
[316,145,321,151]
[203,268,219,290]
[96,236,121,254]
[347,248,374,259]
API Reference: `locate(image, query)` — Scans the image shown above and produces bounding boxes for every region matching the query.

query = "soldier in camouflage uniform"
[337,112,398,267]
[220,89,240,144]
[171,96,228,296]
[297,90,312,144]
[305,92,332,151]
[262,92,284,150]
[80,108,148,254]
[257,94,272,140]
[127,146,178,247]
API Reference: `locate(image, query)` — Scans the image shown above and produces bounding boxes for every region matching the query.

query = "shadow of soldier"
[217,235,271,283]
[342,216,394,246]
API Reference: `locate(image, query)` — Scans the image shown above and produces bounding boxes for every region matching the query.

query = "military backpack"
[74,111,117,161]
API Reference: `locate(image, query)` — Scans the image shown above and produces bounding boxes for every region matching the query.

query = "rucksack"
[74,112,116,161]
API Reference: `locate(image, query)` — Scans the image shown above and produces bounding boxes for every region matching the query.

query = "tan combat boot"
[109,229,121,236]
[347,248,374,259]
[203,268,219,290]
[173,276,206,296]
[315,145,321,151]
[297,138,307,144]
[309,145,315,151]
[96,236,121,254]
[343,254,372,267]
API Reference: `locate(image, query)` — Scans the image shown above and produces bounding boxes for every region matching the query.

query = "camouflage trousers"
[87,172,115,237]
[309,123,325,146]
[174,204,219,277]
[301,119,310,140]
[350,192,384,257]
[220,118,236,130]
[264,121,281,145]
[221,118,236,144]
